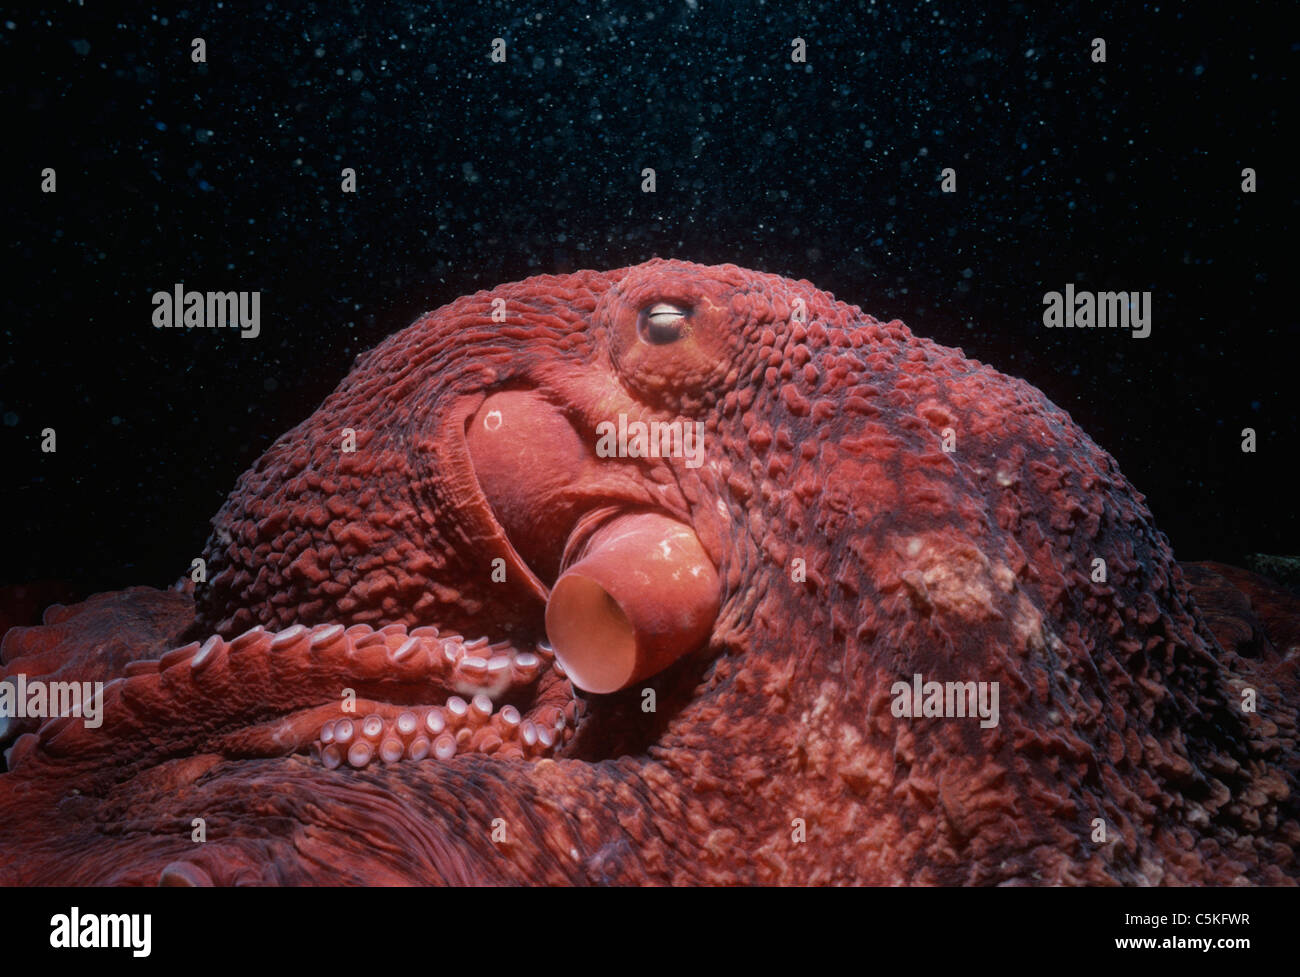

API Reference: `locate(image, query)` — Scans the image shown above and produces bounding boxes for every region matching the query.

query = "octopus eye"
[638,303,690,345]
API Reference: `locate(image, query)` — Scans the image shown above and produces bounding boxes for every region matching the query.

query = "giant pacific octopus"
[1,259,1296,885]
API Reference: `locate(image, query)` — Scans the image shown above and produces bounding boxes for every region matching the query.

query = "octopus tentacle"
[3,610,578,778]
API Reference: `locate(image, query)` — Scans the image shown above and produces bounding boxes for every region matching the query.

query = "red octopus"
[0,259,1296,884]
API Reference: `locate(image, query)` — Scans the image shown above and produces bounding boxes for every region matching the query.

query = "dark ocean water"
[0,0,1294,597]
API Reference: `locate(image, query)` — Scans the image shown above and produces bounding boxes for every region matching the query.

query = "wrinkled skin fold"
[1,259,1297,885]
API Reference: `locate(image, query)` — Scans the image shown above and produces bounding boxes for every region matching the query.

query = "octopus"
[0,259,1296,885]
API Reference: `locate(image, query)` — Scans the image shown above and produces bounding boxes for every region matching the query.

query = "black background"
[1,0,1294,601]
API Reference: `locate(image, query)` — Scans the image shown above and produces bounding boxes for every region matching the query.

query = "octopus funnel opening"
[545,512,720,695]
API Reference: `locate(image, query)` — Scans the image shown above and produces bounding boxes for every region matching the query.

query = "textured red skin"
[0,259,1297,885]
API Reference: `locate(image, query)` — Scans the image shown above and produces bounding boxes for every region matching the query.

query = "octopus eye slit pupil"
[639,303,690,345]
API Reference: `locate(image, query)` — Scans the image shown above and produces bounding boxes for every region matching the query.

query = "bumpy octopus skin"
[1,259,1297,885]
